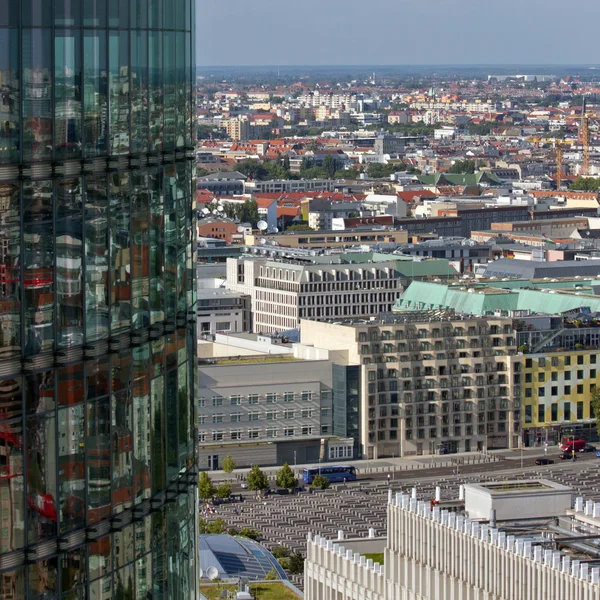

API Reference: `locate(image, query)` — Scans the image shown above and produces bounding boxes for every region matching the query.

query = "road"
[226,451,598,493]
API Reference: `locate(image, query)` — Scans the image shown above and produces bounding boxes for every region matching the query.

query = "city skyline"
[197,0,600,67]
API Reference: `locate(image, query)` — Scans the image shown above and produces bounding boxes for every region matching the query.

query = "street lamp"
[294,450,297,474]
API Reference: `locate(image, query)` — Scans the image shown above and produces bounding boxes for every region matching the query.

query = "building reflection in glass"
[0,1,198,598]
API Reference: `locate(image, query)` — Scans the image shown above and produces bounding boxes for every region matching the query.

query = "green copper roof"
[393,281,518,314]
[394,280,600,316]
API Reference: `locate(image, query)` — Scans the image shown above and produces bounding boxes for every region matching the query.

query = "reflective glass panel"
[83,30,108,157]
[56,178,84,348]
[87,397,111,525]
[0,182,20,358]
[0,418,25,552]
[83,0,107,27]
[25,369,55,414]
[112,390,133,513]
[108,31,130,155]
[22,28,53,161]
[23,181,54,356]
[26,412,58,544]
[55,0,82,27]
[23,1,52,26]
[58,404,85,534]
[55,30,82,159]
[109,173,131,334]
[0,30,19,163]
[85,176,109,342]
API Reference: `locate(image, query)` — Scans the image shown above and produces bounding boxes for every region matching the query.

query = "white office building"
[305,480,600,600]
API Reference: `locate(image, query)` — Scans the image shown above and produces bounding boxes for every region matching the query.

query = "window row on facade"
[0,27,193,164]
[0,167,194,360]
[201,426,320,443]
[199,391,320,406]
[0,0,193,31]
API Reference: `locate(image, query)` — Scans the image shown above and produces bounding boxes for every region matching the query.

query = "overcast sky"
[197,0,600,66]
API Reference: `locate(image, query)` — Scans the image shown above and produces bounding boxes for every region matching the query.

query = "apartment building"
[517,316,600,446]
[226,254,455,334]
[243,178,335,194]
[301,313,521,459]
[244,227,409,249]
[198,355,335,469]
[224,116,250,141]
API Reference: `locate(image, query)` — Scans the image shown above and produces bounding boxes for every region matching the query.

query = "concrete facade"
[305,488,600,600]
[198,357,334,469]
[226,256,404,334]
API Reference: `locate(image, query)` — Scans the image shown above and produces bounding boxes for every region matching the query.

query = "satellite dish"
[217,205,224,212]
[199,569,204,579]
[237,225,246,233]
[259,238,267,245]
[257,220,268,231]
[272,227,279,233]
[212,209,218,214]
[207,566,219,581]
[202,207,210,215]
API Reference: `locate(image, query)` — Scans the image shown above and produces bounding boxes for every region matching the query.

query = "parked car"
[559,453,575,460]
[583,444,597,453]
[535,458,555,466]
[595,449,600,458]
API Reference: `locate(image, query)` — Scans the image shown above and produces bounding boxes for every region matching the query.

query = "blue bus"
[302,465,357,484]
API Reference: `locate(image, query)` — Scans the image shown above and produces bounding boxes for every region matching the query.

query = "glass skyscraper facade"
[0,1,198,598]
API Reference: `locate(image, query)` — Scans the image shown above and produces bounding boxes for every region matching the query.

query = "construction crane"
[556,142,564,190]
[555,140,569,191]
[580,98,591,177]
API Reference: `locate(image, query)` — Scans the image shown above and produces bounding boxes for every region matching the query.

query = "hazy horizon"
[196,0,600,67]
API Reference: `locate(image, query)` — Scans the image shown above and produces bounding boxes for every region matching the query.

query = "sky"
[197,0,600,67]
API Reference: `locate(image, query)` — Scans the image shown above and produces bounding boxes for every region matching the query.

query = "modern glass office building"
[0,1,198,598]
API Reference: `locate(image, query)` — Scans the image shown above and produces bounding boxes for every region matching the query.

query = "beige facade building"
[243,228,409,249]
[224,116,250,141]
[301,312,520,459]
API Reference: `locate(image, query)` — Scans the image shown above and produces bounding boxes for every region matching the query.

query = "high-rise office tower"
[0,2,198,598]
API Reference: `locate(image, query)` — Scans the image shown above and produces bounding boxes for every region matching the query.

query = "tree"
[264,567,279,580]
[571,176,600,191]
[238,527,261,540]
[246,465,270,495]
[590,387,600,436]
[322,155,341,179]
[222,454,236,478]
[311,474,330,490]
[237,199,260,227]
[288,551,305,575]
[215,482,232,499]
[237,159,268,180]
[448,159,476,174]
[284,223,311,232]
[275,462,298,491]
[366,162,399,179]
[198,471,215,500]
[271,546,291,559]
[198,518,228,534]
